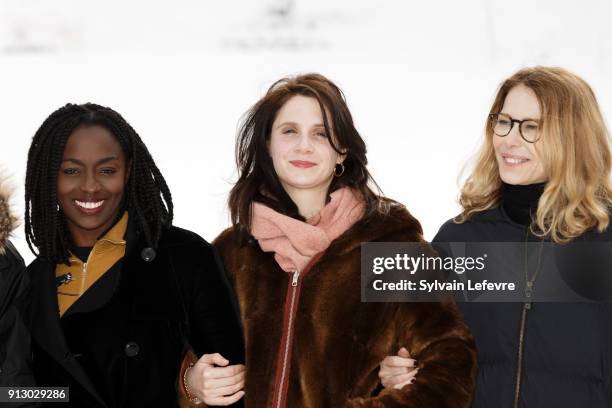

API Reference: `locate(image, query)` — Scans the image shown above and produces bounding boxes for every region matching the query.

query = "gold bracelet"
[183,362,202,405]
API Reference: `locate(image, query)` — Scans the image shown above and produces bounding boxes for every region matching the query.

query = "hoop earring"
[334,163,345,177]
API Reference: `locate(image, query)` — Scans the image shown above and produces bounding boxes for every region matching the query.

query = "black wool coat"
[434,207,612,408]
[25,225,244,408]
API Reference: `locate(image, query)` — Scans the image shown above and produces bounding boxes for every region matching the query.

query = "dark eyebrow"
[61,156,120,165]
[275,121,325,130]
[275,121,297,130]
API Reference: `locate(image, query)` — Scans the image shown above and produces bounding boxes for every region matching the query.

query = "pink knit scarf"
[250,187,365,273]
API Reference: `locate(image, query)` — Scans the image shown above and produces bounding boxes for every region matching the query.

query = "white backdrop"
[1,0,611,264]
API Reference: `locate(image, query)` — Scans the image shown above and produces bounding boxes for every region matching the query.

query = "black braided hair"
[25,103,173,264]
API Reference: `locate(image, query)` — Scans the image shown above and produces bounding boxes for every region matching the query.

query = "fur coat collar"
[0,172,17,255]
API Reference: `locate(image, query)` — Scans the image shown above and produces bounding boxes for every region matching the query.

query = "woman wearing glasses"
[379,66,612,407]
[181,73,477,407]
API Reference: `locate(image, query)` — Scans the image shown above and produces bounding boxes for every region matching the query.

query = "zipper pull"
[55,273,73,288]
[291,270,300,287]
[525,281,533,309]
[83,262,88,274]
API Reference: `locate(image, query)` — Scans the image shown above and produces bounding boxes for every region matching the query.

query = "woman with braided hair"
[23,103,244,407]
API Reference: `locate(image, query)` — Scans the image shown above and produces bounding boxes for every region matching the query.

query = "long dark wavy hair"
[25,103,173,263]
[229,73,381,241]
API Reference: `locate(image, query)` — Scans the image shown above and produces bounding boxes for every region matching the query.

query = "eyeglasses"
[489,113,541,143]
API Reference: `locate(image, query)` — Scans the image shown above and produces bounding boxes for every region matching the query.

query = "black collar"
[501,182,546,226]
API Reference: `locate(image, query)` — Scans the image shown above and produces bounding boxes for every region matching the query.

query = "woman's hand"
[378,347,419,389]
[185,353,246,405]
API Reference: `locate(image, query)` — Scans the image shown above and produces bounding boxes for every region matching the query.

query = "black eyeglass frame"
[488,113,541,143]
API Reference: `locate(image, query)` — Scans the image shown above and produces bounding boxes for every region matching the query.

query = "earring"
[334,163,345,177]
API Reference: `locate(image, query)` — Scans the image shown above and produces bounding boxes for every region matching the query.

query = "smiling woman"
[491,85,547,185]
[379,66,612,408]
[182,73,478,407]
[22,103,244,408]
[57,126,129,247]
[268,95,347,218]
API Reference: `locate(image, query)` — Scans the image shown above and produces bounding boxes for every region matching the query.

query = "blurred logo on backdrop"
[0,0,359,54]
[1,1,80,54]
[220,0,348,51]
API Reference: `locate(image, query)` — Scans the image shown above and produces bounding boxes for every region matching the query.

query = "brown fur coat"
[214,200,477,407]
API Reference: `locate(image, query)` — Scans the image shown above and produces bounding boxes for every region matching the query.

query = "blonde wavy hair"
[458,66,612,243]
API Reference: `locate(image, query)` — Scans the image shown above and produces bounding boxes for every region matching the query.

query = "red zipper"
[271,252,324,408]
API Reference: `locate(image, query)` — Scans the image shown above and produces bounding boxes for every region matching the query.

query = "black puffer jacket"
[435,206,612,408]
[0,177,36,407]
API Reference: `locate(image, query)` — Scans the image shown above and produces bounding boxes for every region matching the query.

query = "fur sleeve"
[347,301,477,407]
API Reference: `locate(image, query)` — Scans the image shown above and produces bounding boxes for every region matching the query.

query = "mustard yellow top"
[55,213,128,317]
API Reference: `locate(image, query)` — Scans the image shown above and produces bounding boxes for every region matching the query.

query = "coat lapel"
[61,260,123,318]
[28,259,108,408]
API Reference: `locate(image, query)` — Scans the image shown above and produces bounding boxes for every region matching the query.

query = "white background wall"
[1,0,611,264]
